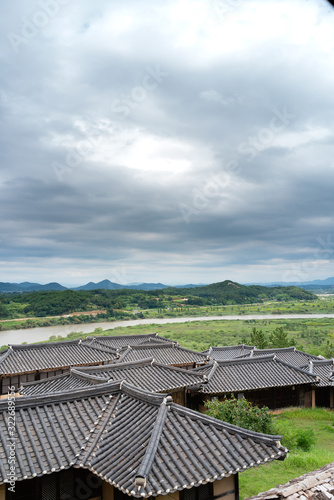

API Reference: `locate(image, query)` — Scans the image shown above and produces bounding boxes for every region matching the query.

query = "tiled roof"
[83,333,173,350]
[199,355,319,394]
[0,339,118,375]
[237,347,323,367]
[20,358,208,396]
[246,461,334,499]
[19,370,104,396]
[300,359,334,387]
[203,345,255,361]
[0,382,288,497]
[77,358,208,391]
[117,343,209,366]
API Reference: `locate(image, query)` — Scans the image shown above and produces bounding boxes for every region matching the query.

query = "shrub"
[205,395,273,434]
[273,419,316,451]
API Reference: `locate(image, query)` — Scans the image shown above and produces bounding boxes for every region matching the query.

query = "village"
[0,332,333,499]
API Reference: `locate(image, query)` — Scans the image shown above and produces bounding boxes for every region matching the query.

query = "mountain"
[163,280,316,303]
[0,282,67,292]
[73,280,124,291]
[1,277,330,294]
[245,277,334,287]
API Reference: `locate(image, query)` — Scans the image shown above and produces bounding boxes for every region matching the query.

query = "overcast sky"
[1,0,334,287]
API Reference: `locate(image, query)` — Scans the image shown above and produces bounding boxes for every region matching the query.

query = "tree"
[0,304,9,319]
[250,327,268,349]
[205,395,273,434]
[269,327,295,348]
[323,340,334,359]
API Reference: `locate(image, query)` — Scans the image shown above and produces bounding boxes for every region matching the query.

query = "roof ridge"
[218,354,277,366]
[82,342,118,355]
[273,358,320,380]
[210,344,255,351]
[77,393,122,466]
[0,380,121,409]
[19,371,71,390]
[70,368,111,384]
[0,347,12,366]
[134,395,173,490]
[77,357,155,372]
[8,339,81,350]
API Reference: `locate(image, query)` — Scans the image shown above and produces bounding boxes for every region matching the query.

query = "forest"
[0,280,316,320]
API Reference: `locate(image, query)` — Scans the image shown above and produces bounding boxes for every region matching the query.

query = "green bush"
[273,420,316,451]
[205,395,273,434]
[296,429,316,451]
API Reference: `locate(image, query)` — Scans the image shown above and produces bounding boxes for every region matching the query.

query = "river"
[1,313,334,346]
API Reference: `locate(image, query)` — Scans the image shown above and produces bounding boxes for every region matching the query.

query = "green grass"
[239,408,334,499]
[87,316,334,356]
[16,315,331,358]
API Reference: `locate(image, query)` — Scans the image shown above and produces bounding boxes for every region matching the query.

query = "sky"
[1,0,334,287]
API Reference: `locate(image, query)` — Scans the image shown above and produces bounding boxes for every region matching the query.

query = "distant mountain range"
[0,276,333,293]
[246,277,334,287]
[0,279,204,293]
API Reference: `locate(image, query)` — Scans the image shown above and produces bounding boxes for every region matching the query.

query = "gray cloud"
[0,0,334,285]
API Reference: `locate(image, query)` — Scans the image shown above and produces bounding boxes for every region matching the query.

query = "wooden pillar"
[0,484,5,500]
[311,389,316,408]
[330,387,334,409]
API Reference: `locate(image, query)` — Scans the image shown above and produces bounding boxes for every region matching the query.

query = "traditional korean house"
[246,461,334,499]
[202,345,255,361]
[191,355,319,411]
[116,342,209,369]
[83,332,173,350]
[0,381,288,500]
[301,358,334,408]
[19,358,208,406]
[0,339,118,395]
[236,346,324,367]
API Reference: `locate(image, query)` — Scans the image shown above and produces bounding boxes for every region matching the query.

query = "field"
[55,315,334,357]
[240,408,334,499]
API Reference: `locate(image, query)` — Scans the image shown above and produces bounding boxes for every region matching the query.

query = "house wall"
[171,389,185,406]
[102,481,114,500]
[213,475,238,500]
[155,492,179,500]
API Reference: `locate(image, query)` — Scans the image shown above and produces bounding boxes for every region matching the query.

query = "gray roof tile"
[300,359,334,387]
[0,339,118,375]
[237,347,323,367]
[83,333,173,350]
[117,343,209,366]
[203,345,256,361]
[199,355,319,394]
[0,382,288,497]
[20,358,208,396]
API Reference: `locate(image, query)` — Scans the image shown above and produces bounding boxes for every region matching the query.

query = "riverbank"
[2,313,334,348]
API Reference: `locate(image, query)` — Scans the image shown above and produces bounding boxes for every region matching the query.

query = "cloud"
[0,0,333,285]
